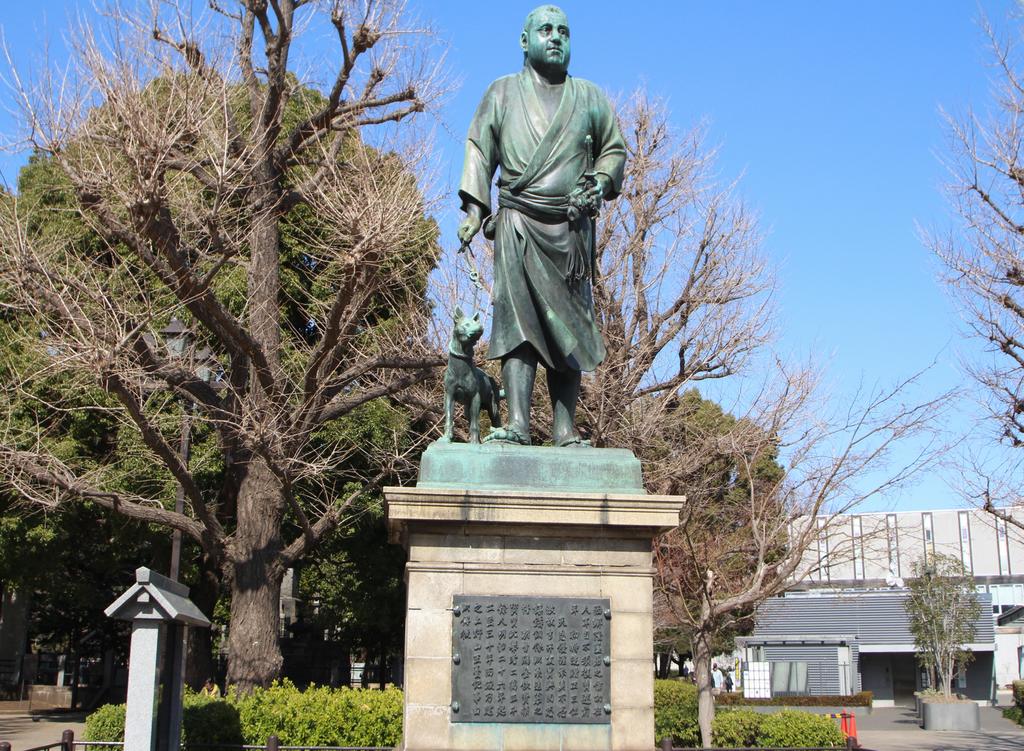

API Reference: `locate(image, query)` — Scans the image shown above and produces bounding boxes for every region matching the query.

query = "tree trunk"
[941,655,952,698]
[693,630,715,748]
[185,553,222,689]
[656,651,670,679]
[340,649,351,687]
[225,460,285,692]
[223,157,286,693]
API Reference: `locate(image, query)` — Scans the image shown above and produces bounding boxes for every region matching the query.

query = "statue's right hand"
[457,213,482,245]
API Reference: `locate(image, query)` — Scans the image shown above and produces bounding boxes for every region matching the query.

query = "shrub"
[85,682,400,747]
[182,694,245,746]
[711,709,762,748]
[757,709,845,748]
[232,681,403,748]
[653,679,699,747]
[84,694,244,745]
[1004,706,1024,726]
[717,690,873,707]
[1013,680,1024,709]
[84,702,125,742]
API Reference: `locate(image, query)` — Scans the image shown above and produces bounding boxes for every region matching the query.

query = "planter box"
[733,705,873,716]
[921,700,980,731]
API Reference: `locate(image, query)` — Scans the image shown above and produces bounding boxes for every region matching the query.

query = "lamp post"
[160,320,221,583]
[155,318,220,734]
[161,318,192,584]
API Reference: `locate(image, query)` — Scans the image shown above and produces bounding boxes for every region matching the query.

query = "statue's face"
[520,9,571,75]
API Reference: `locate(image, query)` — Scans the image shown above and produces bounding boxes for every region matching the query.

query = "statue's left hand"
[573,173,610,215]
[590,173,612,201]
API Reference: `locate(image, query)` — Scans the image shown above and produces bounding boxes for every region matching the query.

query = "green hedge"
[85,693,244,745]
[757,710,845,747]
[711,708,762,747]
[83,703,125,743]
[717,691,873,707]
[710,708,845,748]
[1004,706,1024,726]
[1013,680,1024,709]
[654,680,700,747]
[654,680,847,748]
[89,678,850,748]
[235,681,402,747]
[85,682,400,748]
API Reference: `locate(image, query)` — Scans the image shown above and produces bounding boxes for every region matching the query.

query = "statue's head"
[521,5,570,76]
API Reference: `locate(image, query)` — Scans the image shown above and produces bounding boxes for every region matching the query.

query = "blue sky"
[0,1,1019,510]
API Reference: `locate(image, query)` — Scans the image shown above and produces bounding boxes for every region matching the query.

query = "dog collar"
[448,345,474,362]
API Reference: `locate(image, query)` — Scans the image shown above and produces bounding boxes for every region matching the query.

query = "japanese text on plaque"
[450,595,611,724]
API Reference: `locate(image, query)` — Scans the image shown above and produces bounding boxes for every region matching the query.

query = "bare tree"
[524,89,943,746]
[654,365,944,746]
[929,15,1024,532]
[0,0,447,691]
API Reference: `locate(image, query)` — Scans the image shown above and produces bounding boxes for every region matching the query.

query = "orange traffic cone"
[847,711,859,748]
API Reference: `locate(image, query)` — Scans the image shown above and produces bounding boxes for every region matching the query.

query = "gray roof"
[749,591,993,647]
[105,567,211,626]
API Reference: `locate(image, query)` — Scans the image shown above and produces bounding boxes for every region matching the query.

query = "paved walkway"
[0,712,87,751]
[856,706,1024,751]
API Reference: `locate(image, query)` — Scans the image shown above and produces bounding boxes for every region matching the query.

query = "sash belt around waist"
[497,187,569,223]
[495,188,590,286]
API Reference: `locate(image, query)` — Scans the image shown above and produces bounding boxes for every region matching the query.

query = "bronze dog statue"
[440,308,503,444]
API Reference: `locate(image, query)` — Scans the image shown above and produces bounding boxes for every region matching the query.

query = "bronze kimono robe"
[459,68,626,372]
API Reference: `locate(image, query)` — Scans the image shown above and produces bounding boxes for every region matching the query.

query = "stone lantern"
[105,567,211,751]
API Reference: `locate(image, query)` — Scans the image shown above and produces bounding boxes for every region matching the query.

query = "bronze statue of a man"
[457,4,626,446]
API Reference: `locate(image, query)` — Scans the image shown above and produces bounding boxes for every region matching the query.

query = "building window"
[886,513,900,577]
[998,518,1012,576]
[771,662,808,696]
[852,516,864,579]
[958,511,973,573]
[922,512,934,559]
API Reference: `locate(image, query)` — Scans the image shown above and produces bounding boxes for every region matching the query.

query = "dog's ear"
[454,306,464,321]
[472,312,480,321]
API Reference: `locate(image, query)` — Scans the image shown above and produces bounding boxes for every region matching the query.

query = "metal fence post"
[266,734,280,751]
[62,729,75,751]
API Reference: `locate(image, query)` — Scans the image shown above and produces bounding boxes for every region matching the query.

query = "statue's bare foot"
[554,434,592,448]
[484,425,530,445]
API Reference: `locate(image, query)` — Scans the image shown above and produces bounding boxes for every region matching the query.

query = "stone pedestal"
[385,443,684,751]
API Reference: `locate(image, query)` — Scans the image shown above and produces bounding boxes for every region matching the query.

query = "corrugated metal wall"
[753,592,994,645]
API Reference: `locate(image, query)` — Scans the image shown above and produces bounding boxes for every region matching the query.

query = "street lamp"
[160,318,193,584]
[162,317,191,361]
[153,320,222,714]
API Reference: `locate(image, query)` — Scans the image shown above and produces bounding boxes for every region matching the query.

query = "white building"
[744,506,1024,706]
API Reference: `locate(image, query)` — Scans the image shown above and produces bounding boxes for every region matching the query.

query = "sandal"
[484,425,531,445]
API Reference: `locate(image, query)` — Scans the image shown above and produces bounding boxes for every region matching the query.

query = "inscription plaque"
[450,595,611,724]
